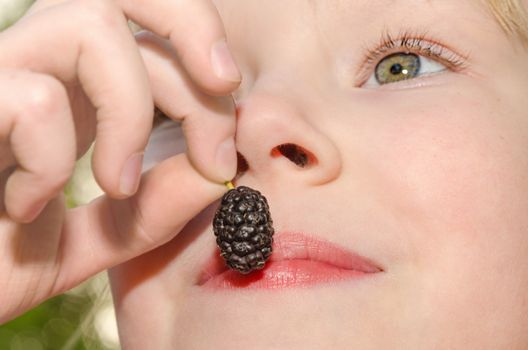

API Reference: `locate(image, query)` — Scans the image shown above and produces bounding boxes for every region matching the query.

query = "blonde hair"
[486,0,528,46]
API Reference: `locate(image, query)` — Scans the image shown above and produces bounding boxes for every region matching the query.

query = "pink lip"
[198,232,383,290]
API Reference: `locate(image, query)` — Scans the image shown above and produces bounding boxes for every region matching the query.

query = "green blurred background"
[1,1,120,349]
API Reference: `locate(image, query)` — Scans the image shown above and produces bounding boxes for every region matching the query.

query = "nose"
[234,92,342,186]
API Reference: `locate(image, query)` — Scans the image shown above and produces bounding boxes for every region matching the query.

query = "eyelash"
[357,28,472,85]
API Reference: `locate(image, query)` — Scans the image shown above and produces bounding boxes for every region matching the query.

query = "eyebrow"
[326,0,436,13]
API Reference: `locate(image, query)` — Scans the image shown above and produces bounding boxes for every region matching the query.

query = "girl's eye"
[363,52,446,87]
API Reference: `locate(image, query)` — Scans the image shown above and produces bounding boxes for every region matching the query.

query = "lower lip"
[201,259,375,290]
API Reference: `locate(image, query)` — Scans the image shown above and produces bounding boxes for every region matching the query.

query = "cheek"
[375,86,528,254]
[334,83,528,341]
[329,81,528,263]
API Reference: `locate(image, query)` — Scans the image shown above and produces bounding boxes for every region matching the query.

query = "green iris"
[374,53,421,85]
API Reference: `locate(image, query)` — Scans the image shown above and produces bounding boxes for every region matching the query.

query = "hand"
[0,0,239,323]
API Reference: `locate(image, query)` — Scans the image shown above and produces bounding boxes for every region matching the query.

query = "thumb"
[55,153,225,291]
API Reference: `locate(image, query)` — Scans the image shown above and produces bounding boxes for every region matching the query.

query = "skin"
[0,0,238,323]
[111,0,528,349]
[2,0,528,349]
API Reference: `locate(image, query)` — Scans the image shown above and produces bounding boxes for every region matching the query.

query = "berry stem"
[225,181,235,190]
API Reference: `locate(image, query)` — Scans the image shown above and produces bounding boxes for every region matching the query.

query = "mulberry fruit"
[213,185,274,274]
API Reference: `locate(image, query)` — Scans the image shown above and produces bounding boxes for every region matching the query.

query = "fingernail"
[120,152,144,196]
[26,200,47,222]
[216,137,237,180]
[211,39,241,83]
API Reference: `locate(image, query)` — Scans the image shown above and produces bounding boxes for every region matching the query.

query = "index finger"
[116,0,242,96]
[26,0,241,95]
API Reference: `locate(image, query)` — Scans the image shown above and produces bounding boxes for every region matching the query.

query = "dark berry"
[213,186,274,274]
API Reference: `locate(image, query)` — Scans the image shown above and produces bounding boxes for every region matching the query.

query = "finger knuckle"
[40,162,75,194]
[76,0,123,31]
[29,154,76,191]
[22,76,67,117]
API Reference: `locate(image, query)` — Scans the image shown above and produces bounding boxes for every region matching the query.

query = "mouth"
[197,232,383,290]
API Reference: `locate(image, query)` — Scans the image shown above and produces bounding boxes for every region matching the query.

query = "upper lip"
[197,231,383,285]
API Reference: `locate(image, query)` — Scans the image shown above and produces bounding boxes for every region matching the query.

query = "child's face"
[110,1,528,348]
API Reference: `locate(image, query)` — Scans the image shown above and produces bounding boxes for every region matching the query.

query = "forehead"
[217,0,497,49]
[309,0,482,11]
[308,0,488,23]
[217,0,493,35]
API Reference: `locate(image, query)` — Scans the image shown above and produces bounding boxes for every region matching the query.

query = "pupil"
[390,63,403,75]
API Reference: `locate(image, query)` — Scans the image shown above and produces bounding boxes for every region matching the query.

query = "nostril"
[271,143,317,168]
[236,151,249,175]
